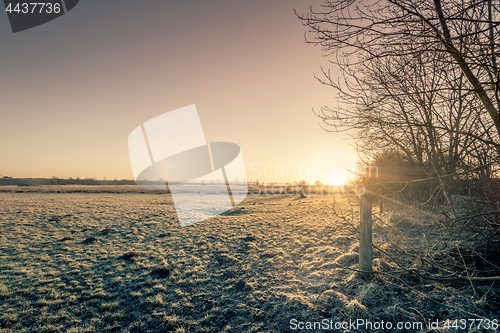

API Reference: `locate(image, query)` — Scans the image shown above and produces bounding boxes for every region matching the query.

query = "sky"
[0,0,358,185]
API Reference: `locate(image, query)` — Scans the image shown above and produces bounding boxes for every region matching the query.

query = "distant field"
[0,185,161,193]
[0,184,346,196]
[0,193,498,332]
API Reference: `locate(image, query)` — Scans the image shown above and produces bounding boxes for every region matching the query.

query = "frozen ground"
[0,191,498,332]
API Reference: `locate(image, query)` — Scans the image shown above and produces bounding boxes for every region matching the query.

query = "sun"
[328,171,349,186]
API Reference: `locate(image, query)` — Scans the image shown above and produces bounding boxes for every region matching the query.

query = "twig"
[339,267,493,319]
[456,244,476,295]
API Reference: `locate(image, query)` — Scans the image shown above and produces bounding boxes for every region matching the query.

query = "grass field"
[0,190,498,332]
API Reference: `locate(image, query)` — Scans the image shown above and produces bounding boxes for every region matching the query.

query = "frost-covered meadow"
[0,190,498,332]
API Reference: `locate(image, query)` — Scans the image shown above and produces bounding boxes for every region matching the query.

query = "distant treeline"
[0,177,136,186]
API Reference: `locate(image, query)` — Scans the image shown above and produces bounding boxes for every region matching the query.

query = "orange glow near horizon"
[0,1,356,180]
[328,171,350,186]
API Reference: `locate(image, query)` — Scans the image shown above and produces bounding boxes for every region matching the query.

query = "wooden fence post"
[359,192,373,278]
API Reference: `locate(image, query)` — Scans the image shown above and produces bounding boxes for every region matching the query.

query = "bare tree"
[324,46,496,174]
[297,0,500,282]
[297,0,500,149]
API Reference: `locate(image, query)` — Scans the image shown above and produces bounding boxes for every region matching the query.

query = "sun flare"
[328,172,349,186]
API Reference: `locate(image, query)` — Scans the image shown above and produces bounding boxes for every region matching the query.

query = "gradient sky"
[0,0,357,184]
